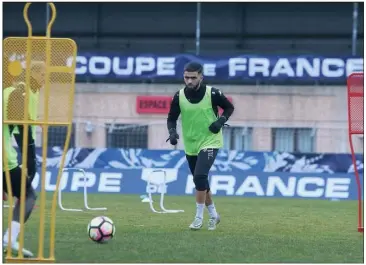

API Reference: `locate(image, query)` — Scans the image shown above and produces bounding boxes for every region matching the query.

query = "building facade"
[33,83,363,154]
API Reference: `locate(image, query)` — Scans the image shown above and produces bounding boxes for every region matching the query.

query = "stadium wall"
[35,83,362,154]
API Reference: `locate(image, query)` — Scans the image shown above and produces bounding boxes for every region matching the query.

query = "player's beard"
[187,80,202,91]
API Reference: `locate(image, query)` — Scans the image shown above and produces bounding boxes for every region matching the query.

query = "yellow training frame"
[3,3,77,263]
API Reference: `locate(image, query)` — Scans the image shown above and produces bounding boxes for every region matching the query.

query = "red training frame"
[347,72,364,233]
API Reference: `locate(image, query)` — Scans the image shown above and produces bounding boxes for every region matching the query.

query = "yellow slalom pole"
[4,2,78,262]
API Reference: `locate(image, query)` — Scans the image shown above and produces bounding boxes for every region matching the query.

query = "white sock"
[4,221,20,245]
[195,203,205,219]
[207,203,218,219]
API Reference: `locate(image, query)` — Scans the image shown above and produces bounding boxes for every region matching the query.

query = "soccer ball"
[87,216,115,243]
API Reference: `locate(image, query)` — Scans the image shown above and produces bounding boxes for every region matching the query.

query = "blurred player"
[2,61,44,257]
[166,62,234,230]
[12,61,44,179]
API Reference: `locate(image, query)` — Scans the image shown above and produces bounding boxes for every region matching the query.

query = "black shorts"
[3,166,34,199]
[186,148,218,177]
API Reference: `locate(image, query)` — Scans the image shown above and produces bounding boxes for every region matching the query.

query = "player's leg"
[189,148,218,230]
[13,125,37,180]
[186,154,198,176]
[199,150,220,230]
[186,154,204,229]
[204,175,218,219]
[3,166,36,257]
[205,190,220,230]
[11,125,37,208]
[186,154,203,229]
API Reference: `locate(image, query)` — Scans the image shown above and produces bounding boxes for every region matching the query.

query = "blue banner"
[68,53,363,82]
[35,148,364,174]
[26,148,364,200]
[32,168,362,200]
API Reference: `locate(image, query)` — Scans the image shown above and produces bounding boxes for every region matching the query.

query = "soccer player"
[2,61,44,257]
[166,62,234,230]
[12,61,44,179]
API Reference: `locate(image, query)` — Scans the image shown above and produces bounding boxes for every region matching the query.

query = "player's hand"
[166,128,179,145]
[27,158,37,181]
[27,143,37,181]
[209,116,227,134]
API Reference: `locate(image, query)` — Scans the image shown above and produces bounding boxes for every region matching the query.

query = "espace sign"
[136,96,233,114]
[136,96,172,114]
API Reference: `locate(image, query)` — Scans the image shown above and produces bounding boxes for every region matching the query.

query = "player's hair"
[12,61,45,82]
[11,61,45,91]
[31,61,45,73]
[184,62,203,74]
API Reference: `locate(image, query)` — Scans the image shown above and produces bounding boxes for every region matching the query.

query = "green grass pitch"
[2,193,364,263]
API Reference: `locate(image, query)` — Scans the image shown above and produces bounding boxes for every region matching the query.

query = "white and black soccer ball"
[87,216,115,243]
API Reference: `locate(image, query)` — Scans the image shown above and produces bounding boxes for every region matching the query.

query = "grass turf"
[2,193,364,263]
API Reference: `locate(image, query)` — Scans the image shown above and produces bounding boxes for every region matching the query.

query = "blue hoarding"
[32,168,361,200]
[27,148,365,200]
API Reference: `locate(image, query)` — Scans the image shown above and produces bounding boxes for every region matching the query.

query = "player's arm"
[8,87,26,121]
[166,92,181,145]
[8,86,32,136]
[167,92,181,130]
[8,84,37,122]
[211,87,234,121]
[209,88,235,134]
[8,88,37,179]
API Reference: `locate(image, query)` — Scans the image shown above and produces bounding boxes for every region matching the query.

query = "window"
[272,128,315,153]
[223,127,253,151]
[47,123,76,148]
[106,123,148,148]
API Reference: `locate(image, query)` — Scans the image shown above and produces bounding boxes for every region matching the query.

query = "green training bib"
[12,87,39,139]
[3,86,39,171]
[179,86,223,156]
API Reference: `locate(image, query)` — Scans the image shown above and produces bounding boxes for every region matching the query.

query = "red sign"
[136,96,233,115]
[136,96,172,114]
